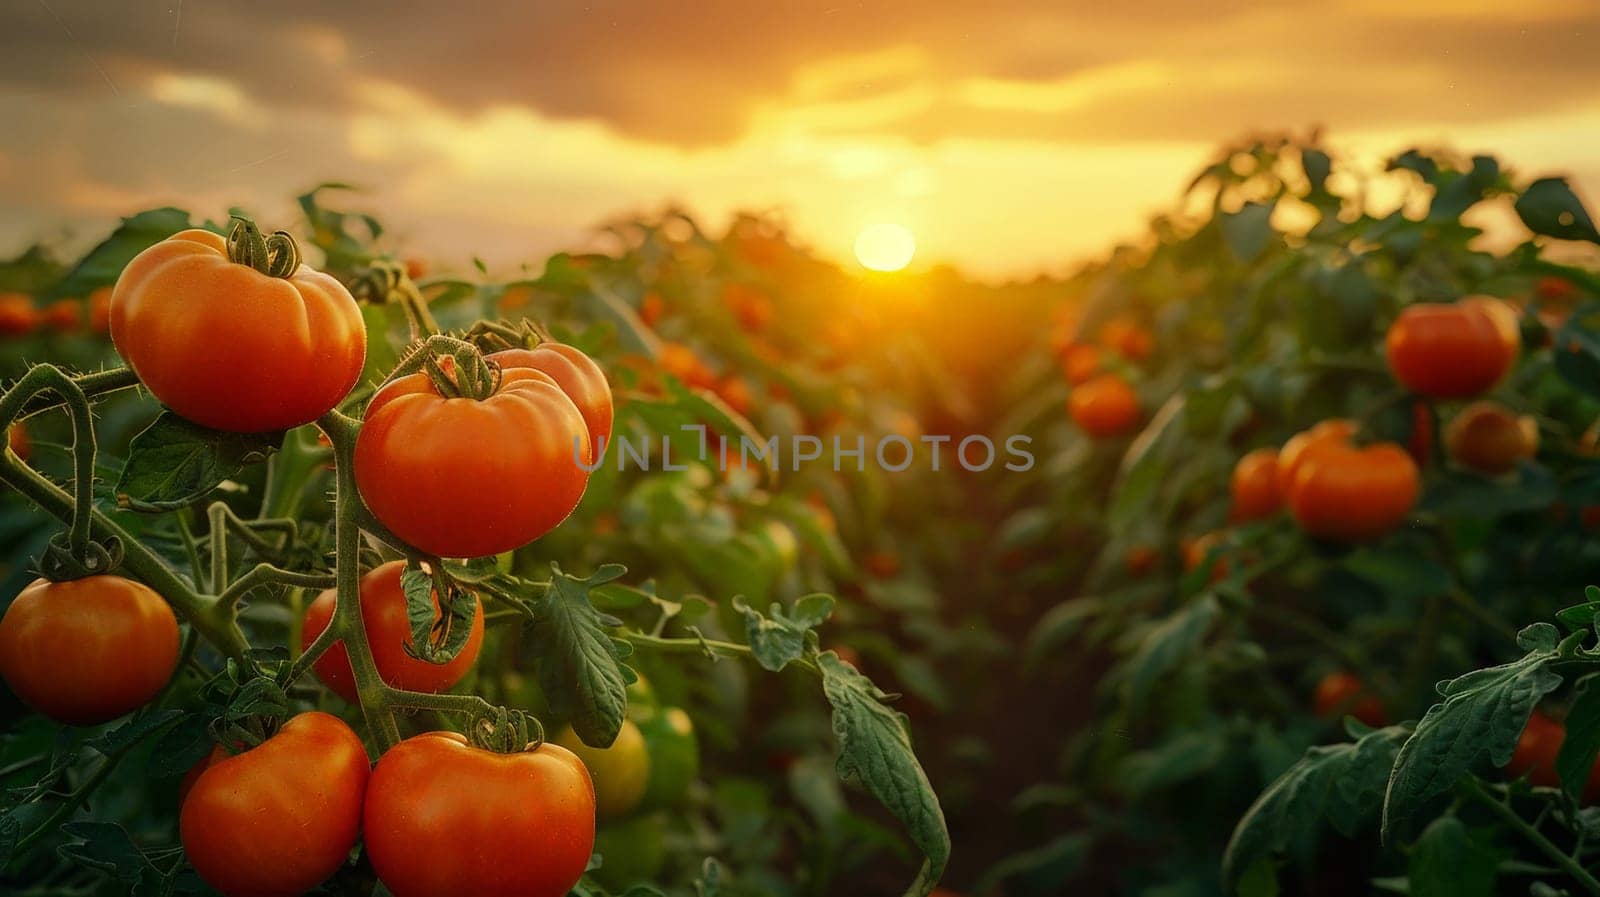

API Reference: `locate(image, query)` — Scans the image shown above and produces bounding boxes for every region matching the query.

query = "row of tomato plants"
[990,136,1600,895]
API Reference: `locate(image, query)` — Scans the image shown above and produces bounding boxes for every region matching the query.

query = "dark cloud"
[3,1,1591,146]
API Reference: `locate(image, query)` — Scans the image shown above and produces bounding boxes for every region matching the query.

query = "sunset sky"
[2,1,1598,279]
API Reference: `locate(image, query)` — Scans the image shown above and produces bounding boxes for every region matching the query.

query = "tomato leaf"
[399,563,478,665]
[818,651,950,897]
[1222,725,1408,892]
[528,563,633,747]
[1116,594,1219,711]
[734,594,835,672]
[56,822,156,885]
[84,709,182,757]
[1407,816,1500,897]
[1515,177,1600,244]
[46,208,196,301]
[1219,201,1276,263]
[1557,674,1600,801]
[145,714,214,779]
[1381,627,1564,840]
[116,413,281,511]
[973,832,1090,896]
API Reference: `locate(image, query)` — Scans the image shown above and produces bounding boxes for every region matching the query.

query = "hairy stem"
[1461,778,1600,895]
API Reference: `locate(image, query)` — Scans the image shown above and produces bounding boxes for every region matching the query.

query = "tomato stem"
[1459,777,1600,895]
[226,216,301,278]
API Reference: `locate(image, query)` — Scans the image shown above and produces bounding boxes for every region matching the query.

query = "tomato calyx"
[468,705,547,754]
[465,317,552,354]
[34,531,124,582]
[225,216,301,279]
[383,334,504,400]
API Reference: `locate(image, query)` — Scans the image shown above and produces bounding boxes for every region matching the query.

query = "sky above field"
[1,1,1598,279]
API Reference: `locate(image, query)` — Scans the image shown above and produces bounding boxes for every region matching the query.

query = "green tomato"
[591,812,667,890]
[635,704,699,809]
[554,720,650,820]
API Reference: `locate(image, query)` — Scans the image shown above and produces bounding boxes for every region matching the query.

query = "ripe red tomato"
[41,299,81,331]
[1281,425,1418,541]
[488,344,613,463]
[1099,315,1153,361]
[364,732,595,897]
[87,286,112,334]
[1505,711,1600,802]
[0,293,39,337]
[1058,343,1102,385]
[657,342,719,390]
[181,712,369,897]
[1124,545,1158,577]
[7,421,30,462]
[0,575,178,725]
[1443,400,1538,475]
[1068,373,1141,438]
[1229,448,1282,522]
[639,292,666,327]
[1406,400,1433,466]
[300,560,485,703]
[1181,531,1228,583]
[1384,297,1520,398]
[1275,419,1358,495]
[721,283,774,333]
[355,364,592,558]
[863,550,902,579]
[110,228,366,432]
[1312,671,1387,727]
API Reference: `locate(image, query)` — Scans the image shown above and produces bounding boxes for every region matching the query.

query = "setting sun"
[854,223,916,272]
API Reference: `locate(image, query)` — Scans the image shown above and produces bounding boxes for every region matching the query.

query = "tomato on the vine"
[1058,343,1102,385]
[1068,373,1141,438]
[0,575,178,725]
[1278,421,1418,541]
[1505,711,1600,802]
[1312,671,1386,727]
[364,732,595,897]
[1384,297,1520,398]
[111,226,366,432]
[1099,315,1153,361]
[1181,531,1228,583]
[300,560,484,703]
[0,293,38,336]
[554,720,651,820]
[635,704,699,809]
[1229,448,1281,522]
[181,711,369,897]
[1443,400,1538,475]
[355,360,592,558]
[489,343,613,463]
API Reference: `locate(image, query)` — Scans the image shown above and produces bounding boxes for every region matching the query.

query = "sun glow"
[854,223,916,272]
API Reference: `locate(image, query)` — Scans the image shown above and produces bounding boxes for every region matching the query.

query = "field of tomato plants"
[1,135,1599,897]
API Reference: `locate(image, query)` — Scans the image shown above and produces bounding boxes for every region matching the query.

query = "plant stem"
[318,410,401,750]
[0,456,249,661]
[216,563,335,612]
[0,365,99,563]
[208,502,229,593]
[623,630,821,676]
[1461,778,1600,895]
[17,366,143,420]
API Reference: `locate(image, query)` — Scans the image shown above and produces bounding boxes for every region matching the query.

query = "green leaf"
[1118,594,1219,710]
[1116,728,1227,797]
[85,710,182,757]
[1220,201,1277,263]
[48,208,196,300]
[1408,816,1499,897]
[146,715,214,779]
[1429,155,1500,222]
[974,832,1090,897]
[1558,674,1600,801]
[819,652,949,897]
[1382,642,1563,839]
[1223,726,1408,891]
[528,564,633,747]
[1023,597,1103,669]
[734,594,835,672]
[1515,177,1600,244]
[116,413,281,511]
[56,822,154,885]
[399,564,478,665]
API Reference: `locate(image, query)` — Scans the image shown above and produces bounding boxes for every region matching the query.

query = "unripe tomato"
[1282,428,1418,541]
[355,364,592,558]
[1312,671,1387,727]
[1443,401,1538,475]
[181,712,369,897]
[0,575,178,725]
[1229,448,1282,522]
[488,344,613,464]
[364,732,594,897]
[1068,374,1141,438]
[0,293,39,336]
[300,561,485,703]
[111,228,366,432]
[1384,297,1520,398]
[592,813,668,891]
[635,705,699,809]
[1058,343,1102,385]
[554,720,651,820]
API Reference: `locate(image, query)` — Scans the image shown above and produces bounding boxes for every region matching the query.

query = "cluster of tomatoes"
[0,287,112,337]
[0,220,636,897]
[1055,313,1153,438]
